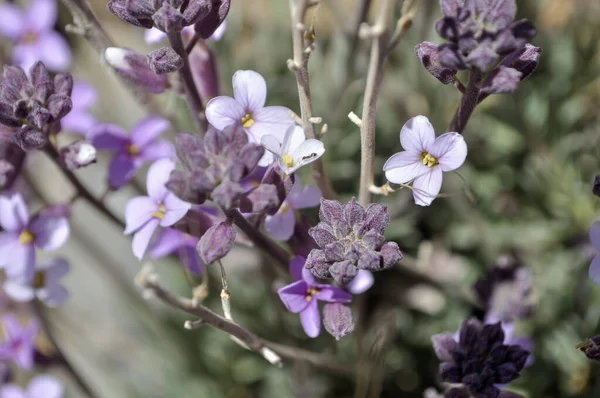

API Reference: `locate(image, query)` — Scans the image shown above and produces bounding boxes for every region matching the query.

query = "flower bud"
[500,44,541,82]
[194,0,230,39]
[197,221,236,264]
[14,126,46,151]
[415,41,457,85]
[147,47,183,74]
[54,74,74,96]
[46,94,73,120]
[593,175,600,197]
[152,3,184,33]
[323,303,354,340]
[105,47,168,94]
[239,184,280,213]
[59,140,97,170]
[189,43,219,101]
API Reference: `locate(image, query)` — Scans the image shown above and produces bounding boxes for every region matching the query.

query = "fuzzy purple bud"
[189,42,220,101]
[105,47,168,94]
[59,141,97,170]
[239,184,280,213]
[147,47,184,74]
[500,44,542,81]
[323,303,354,340]
[197,221,236,264]
[415,41,457,84]
[194,0,230,39]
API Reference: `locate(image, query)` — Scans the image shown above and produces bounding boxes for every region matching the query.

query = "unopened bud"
[197,222,236,264]
[105,47,168,94]
[323,303,354,340]
[147,47,183,74]
[415,41,457,85]
[189,43,219,101]
[500,44,542,82]
[60,140,97,170]
[14,126,46,151]
[194,0,230,39]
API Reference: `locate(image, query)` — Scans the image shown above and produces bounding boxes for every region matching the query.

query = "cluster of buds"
[0,62,72,150]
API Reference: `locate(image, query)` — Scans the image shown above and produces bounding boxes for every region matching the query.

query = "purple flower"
[0,194,69,283]
[3,257,69,307]
[265,180,321,241]
[261,125,325,175]
[0,314,39,370]
[60,81,97,135]
[0,0,71,72]
[589,220,600,284]
[151,227,204,275]
[206,70,295,166]
[278,256,351,338]
[383,115,467,206]
[0,374,63,398]
[124,159,191,260]
[89,116,174,189]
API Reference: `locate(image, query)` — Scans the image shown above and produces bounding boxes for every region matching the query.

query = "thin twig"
[185,32,202,54]
[449,69,482,133]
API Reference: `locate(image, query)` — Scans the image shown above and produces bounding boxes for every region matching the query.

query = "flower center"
[277,202,291,215]
[305,287,319,302]
[18,230,34,245]
[241,113,255,128]
[33,271,45,289]
[22,31,37,44]
[420,152,439,167]
[126,143,140,156]
[151,202,167,220]
[282,154,294,168]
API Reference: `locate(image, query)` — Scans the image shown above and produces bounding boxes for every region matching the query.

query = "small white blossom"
[261,125,325,174]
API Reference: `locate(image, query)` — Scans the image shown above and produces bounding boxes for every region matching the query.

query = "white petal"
[3,281,35,302]
[282,125,306,154]
[400,115,436,153]
[286,139,325,174]
[260,134,283,157]
[232,70,266,112]
[383,151,429,184]
[430,132,467,172]
[412,168,443,206]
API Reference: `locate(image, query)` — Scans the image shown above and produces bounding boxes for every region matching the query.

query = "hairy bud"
[60,141,97,170]
[105,47,168,94]
[197,222,236,264]
[147,47,184,74]
[323,303,354,340]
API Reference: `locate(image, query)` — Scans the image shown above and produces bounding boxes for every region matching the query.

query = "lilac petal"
[289,255,306,282]
[130,116,170,148]
[299,301,321,338]
[132,218,160,260]
[430,132,467,172]
[0,4,25,40]
[0,194,29,231]
[144,27,167,44]
[150,228,184,258]
[108,153,137,190]
[278,280,310,313]
[26,0,56,31]
[257,151,275,167]
[288,185,322,209]
[315,286,352,303]
[1,315,22,339]
[232,70,266,112]
[89,124,128,150]
[432,332,459,361]
[27,375,63,398]
[260,134,282,157]
[41,257,69,284]
[37,285,69,307]
[29,215,69,251]
[383,151,428,184]
[146,159,175,201]
[590,221,600,251]
[400,115,436,153]
[4,244,35,285]
[61,111,96,135]
[124,196,155,234]
[264,209,295,241]
[3,281,35,302]
[12,44,38,73]
[412,168,443,206]
[71,81,97,108]
[301,267,318,286]
[0,384,25,398]
[0,233,19,266]
[139,140,174,161]
[35,32,71,72]
[161,193,191,227]
[347,270,374,294]
[178,245,204,275]
[250,106,294,140]
[589,255,600,285]
[205,96,245,130]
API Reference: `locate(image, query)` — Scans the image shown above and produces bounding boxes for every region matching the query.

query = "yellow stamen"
[33,271,45,289]
[18,230,34,245]
[126,144,140,156]
[241,113,255,128]
[282,154,294,168]
[151,203,167,220]
[420,152,439,167]
[277,202,291,215]
[305,287,319,302]
[22,32,37,44]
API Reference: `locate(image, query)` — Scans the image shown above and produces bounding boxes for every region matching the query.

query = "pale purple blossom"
[0,0,71,72]
[89,116,174,189]
[0,194,69,283]
[265,181,321,241]
[60,81,97,135]
[277,256,352,338]
[346,270,374,295]
[0,374,63,398]
[589,221,600,284]
[206,70,295,166]
[261,125,325,175]
[124,159,191,260]
[3,257,69,307]
[383,115,467,206]
[0,314,39,370]
[151,228,204,275]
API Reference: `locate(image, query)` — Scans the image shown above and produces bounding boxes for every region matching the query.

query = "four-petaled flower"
[89,116,174,189]
[0,0,71,72]
[278,256,352,338]
[3,257,70,307]
[124,159,192,260]
[0,194,69,283]
[383,115,467,206]
[206,70,295,166]
[151,228,204,275]
[0,314,39,371]
[61,81,97,135]
[261,125,325,175]
[265,180,322,241]
[0,374,63,398]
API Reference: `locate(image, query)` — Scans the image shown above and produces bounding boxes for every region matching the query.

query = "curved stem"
[449,69,482,133]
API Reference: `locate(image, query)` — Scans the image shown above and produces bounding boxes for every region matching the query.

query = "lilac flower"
[0,314,39,370]
[151,228,204,275]
[278,256,351,338]
[265,181,321,241]
[3,257,69,307]
[206,70,295,166]
[0,194,69,283]
[0,0,71,72]
[124,159,191,260]
[89,116,174,189]
[261,126,325,175]
[588,220,600,284]
[383,116,467,206]
[60,81,97,135]
[0,374,63,398]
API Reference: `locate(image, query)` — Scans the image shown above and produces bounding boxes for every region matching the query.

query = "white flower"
[261,125,325,174]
